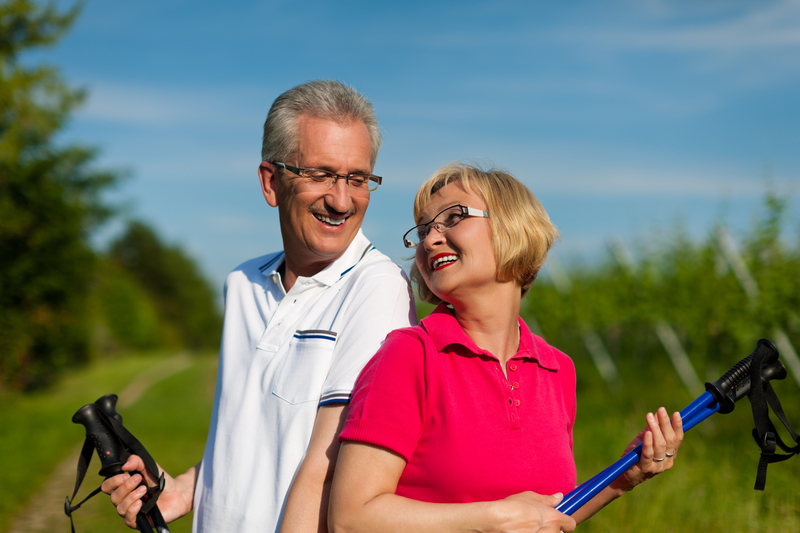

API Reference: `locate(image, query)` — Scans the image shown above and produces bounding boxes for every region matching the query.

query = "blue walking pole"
[556,339,785,516]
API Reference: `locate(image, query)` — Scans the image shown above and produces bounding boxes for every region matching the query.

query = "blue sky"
[38,0,800,294]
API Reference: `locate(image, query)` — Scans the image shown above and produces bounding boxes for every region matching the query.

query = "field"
[3,339,797,533]
[1,352,217,533]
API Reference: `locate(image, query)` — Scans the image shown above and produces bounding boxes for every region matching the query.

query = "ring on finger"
[653,456,666,462]
[665,451,676,457]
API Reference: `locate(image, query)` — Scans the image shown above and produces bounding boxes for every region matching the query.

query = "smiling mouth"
[431,254,458,271]
[313,213,346,226]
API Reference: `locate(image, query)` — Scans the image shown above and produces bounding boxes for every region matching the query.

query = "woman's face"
[414,184,497,304]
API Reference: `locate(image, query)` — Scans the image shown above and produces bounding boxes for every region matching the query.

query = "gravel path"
[7,353,193,533]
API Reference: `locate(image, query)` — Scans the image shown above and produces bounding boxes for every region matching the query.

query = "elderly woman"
[329,163,683,532]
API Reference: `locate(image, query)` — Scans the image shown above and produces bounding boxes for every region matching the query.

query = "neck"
[449,282,522,367]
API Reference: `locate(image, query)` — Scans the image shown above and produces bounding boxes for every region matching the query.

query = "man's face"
[260,115,373,274]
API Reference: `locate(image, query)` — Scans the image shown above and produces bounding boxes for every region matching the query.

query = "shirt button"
[512,382,520,389]
[510,364,517,371]
[515,400,521,407]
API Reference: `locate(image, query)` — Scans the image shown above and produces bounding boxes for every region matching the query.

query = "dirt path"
[7,353,193,533]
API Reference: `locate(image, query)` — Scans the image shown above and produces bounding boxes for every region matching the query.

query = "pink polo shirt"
[340,304,577,503]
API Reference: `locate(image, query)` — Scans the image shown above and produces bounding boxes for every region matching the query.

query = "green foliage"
[0,3,223,391]
[107,221,222,350]
[0,0,119,390]
[520,193,800,530]
[94,259,161,350]
[524,193,800,391]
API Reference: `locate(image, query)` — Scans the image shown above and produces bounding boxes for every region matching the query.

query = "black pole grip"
[71,404,129,477]
[730,358,787,402]
[705,339,779,414]
[94,394,123,423]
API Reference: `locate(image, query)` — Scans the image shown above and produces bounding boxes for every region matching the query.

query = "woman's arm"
[329,442,576,533]
[572,407,684,523]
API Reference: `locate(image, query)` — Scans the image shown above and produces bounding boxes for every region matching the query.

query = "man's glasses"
[403,204,489,249]
[272,162,382,193]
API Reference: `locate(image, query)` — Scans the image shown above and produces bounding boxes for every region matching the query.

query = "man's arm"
[102,457,199,529]
[279,404,348,533]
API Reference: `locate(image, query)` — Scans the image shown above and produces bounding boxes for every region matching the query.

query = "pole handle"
[705,339,778,414]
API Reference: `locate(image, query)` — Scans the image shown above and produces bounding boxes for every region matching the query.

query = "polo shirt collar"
[260,229,374,288]
[420,304,561,371]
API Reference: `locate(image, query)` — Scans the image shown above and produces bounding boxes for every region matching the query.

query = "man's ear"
[259,162,279,207]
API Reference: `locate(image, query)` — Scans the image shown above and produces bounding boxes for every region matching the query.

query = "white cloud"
[528,169,773,197]
[75,81,265,129]
[553,0,800,53]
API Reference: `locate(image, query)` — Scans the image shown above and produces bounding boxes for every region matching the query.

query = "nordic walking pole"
[556,338,784,516]
[67,395,171,533]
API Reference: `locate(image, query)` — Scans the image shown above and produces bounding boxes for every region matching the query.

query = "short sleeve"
[338,329,427,462]
[321,267,416,405]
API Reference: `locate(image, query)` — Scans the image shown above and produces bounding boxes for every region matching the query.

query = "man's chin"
[308,231,358,257]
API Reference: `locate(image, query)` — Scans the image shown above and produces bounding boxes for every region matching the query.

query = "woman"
[329,163,683,532]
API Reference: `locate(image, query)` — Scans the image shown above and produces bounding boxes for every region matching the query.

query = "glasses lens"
[403,206,463,248]
[346,175,380,193]
[302,169,336,188]
[402,226,422,248]
[438,206,466,229]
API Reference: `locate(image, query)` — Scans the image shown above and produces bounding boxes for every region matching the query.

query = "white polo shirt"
[192,230,416,533]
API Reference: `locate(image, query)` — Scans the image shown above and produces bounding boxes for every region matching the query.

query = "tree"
[107,221,222,351]
[0,1,119,390]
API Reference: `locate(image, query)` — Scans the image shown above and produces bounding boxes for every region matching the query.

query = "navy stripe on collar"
[258,254,283,273]
[340,244,374,277]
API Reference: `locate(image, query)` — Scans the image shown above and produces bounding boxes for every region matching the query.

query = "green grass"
[1,352,217,533]
[570,354,800,533]
[3,347,798,533]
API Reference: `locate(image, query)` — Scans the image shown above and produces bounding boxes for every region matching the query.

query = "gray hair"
[260,80,382,168]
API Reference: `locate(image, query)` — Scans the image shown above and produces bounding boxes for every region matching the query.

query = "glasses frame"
[271,161,382,192]
[403,204,489,249]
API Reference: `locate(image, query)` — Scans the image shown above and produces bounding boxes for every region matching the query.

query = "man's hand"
[101,455,198,529]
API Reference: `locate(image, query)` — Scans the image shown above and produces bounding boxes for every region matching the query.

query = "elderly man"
[102,80,416,533]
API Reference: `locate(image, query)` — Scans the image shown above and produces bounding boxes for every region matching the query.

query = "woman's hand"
[331,442,577,533]
[614,407,684,491]
[491,492,577,533]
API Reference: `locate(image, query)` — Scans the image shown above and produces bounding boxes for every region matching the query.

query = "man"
[102,80,416,533]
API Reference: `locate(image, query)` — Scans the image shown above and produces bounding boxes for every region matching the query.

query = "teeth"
[432,255,458,270]
[314,214,345,226]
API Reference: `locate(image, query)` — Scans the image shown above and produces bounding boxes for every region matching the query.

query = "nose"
[325,177,353,213]
[421,222,446,250]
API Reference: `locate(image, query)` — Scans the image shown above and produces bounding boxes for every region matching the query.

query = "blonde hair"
[411,163,559,304]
